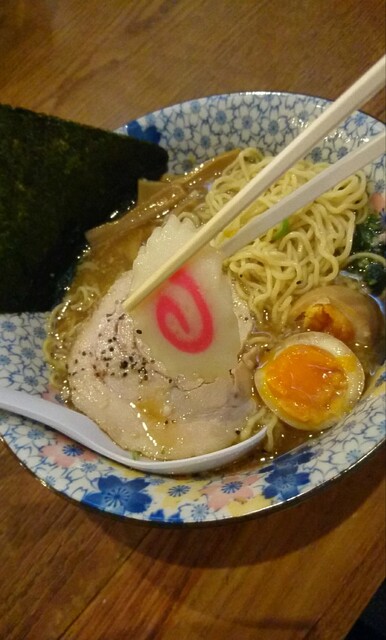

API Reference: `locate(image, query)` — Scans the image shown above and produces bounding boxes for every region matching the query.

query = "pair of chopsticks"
[124,55,385,312]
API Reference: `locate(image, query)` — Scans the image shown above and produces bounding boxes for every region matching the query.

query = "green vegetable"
[351,214,384,254]
[348,213,386,295]
[363,261,386,293]
[0,104,168,312]
[347,257,386,295]
[273,218,290,241]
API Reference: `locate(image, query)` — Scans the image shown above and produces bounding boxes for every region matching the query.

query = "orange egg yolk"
[263,344,348,426]
[303,303,355,344]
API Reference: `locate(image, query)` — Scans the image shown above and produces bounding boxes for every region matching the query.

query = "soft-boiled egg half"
[254,331,365,432]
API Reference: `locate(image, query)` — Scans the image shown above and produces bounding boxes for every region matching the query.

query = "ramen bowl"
[0,92,385,525]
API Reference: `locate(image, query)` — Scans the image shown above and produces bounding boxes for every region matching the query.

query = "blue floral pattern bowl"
[0,92,385,525]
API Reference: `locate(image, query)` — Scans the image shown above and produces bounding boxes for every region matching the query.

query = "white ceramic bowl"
[0,92,385,525]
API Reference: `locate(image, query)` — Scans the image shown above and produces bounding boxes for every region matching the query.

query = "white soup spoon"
[0,388,266,475]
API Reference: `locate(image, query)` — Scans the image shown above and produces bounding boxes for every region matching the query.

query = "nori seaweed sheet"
[0,104,168,312]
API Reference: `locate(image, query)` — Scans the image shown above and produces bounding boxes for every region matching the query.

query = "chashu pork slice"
[67,271,256,460]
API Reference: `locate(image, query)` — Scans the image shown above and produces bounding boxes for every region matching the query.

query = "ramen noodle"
[44,148,384,460]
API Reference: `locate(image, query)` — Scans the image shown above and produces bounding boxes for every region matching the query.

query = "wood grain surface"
[0,1,385,639]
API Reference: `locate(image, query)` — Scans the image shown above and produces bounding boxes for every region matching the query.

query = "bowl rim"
[0,90,385,526]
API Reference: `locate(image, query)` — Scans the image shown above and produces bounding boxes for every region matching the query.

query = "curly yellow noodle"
[345,252,386,267]
[264,414,281,453]
[45,146,371,416]
[195,149,369,328]
[177,210,203,227]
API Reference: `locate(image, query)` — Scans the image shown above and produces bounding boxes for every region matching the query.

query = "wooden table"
[0,2,385,638]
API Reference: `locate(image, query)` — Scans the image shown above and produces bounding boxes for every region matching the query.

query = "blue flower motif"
[222,480,243,494]
[81,462,98,472]
[265,93,280,106]
[181,157,195,172]
[83,475,152,515]
[215,110,227,125]
[298,109,310,122]
[200,135,211,149]
[1,320,16,332]
[126,120,161,144]
[21,347,36,360]
[262,468,311,501]
[62,443,86,457]
[311,147,322,162]
[353,112,367,126]
[375,370,386,387]
[344,447,362,465]
[168,484,190,497]
[147,476,166,486]
[268,120,279,135]
[259,449,314,501]
[191,100,201,114]
[260,449,314,474]
[189,503,210,522]
[149,509,183,523]
[0,354,10,366]
[23,374,38,387]
[337,147,348,159]
[242,115,253,130]
[173,127,185,142]
[342,418,357,432]
[33,326,46,340]
[27,428,44,440]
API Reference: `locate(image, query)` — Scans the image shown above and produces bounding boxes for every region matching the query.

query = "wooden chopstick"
[220,131,386,258]
[123,55,385,312]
